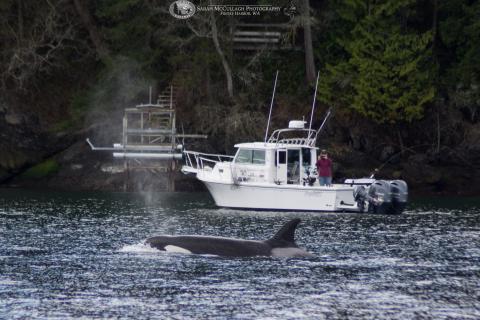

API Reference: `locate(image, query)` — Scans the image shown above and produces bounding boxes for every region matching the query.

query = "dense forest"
[0,0,479,194]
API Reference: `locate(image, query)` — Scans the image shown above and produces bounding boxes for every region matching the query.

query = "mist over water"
[1,189,479,319]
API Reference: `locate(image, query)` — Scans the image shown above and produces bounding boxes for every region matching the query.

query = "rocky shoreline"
[2,135,478,196]
[1,99,478,196]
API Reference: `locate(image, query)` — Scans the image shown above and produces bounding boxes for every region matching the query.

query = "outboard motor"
[353,185,369,212]
[367,180,392,214]
[389,180,408,214]
[353,179,409,214]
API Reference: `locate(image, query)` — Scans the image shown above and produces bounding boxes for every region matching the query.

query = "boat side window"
[236,149,265,165]
[277,150,286,164]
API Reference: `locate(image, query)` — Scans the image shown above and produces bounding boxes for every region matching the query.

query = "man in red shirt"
[316,149,332,186]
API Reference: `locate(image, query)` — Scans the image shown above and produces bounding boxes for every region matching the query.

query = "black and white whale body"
[145,218,313,258]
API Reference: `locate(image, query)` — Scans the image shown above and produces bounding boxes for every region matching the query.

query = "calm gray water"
[1,189,479,319]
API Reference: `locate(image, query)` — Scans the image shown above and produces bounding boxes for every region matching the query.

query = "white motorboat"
[182,119,408,213]
[181,72,408,213]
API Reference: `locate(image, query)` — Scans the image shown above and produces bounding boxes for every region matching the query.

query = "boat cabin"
[232,143,317,185]
[182,120,322,186]
[230,120,318,185]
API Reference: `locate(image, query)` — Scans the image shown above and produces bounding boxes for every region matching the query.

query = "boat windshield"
[235,149,266,165]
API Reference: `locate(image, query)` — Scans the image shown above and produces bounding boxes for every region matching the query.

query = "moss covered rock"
[21,159,60,179]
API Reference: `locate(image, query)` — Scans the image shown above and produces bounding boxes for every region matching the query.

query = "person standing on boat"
[316,150,332,186]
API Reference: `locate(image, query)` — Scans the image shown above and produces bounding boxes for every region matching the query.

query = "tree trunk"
[73,0,111,63]
[432,0,438,49]
[302,0,316,85]
[206,62,212,103]
[17,0,24,43]
[397,128,404,155]
[436,108,441,153]
[209,9,233,98]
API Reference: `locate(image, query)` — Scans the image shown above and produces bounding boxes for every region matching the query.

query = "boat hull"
[202,181,361,212]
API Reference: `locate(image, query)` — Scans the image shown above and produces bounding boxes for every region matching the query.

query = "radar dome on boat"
[288,120,306,129]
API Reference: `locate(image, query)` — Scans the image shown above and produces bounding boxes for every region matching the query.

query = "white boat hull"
[181,119,408,214]
[202,181,361,212]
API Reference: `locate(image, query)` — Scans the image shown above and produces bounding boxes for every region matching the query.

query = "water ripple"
[0,189,479,319]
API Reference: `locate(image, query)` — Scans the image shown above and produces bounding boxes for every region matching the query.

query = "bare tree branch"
[0,0,92,91]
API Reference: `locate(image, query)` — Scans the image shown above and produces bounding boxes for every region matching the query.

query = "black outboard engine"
[367,180,392,214]
[353,185,369,212]
[353,179,408,214]
[389,180,408,214]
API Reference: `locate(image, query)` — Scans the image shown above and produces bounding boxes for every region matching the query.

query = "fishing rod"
[369,151,403,178]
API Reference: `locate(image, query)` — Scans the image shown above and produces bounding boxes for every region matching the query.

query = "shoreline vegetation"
[0,1,479,196]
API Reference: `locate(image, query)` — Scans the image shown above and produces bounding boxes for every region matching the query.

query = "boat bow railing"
[183,150,234,172]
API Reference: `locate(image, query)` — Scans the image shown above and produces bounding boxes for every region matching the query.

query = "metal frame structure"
[87,85,207,191]
[231,23,301,51]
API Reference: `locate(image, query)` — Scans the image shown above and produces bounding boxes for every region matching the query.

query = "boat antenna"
[264,70,279,143]
[308,70,321,132]
[181,123,186,147]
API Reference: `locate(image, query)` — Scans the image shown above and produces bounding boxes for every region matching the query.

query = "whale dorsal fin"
[270,218,301,244]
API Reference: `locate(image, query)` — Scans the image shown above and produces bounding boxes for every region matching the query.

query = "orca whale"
[145,218,313,258]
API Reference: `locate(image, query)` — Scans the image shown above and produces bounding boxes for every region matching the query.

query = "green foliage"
[21,159,60,179]
[50,120,74,133]
[320,0,435,124]
[71,91,90,118]
[439,1,480,122]
[1,0,478,162]
[48,88,93,133]
[443,3,480,78]
[95,0,173,74]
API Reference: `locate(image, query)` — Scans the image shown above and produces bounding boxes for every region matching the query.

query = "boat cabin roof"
[234,142,317,149]
[233,123,320,150]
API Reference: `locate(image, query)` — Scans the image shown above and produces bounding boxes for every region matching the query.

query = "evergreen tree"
[440,0,480,122]
[320,0,435,124]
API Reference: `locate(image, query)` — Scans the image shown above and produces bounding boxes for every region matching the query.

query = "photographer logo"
[169,1,196,19]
